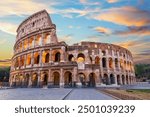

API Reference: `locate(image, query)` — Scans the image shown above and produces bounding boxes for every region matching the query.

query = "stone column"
[37,71,41,87]
[48,69,52,88]
[24,54,27,68]
[39,50,42,66]
[28,73,32,88]
[73,67,78,87]
[60,68,64,87]
[31,52,34,66]
[33,36,36,47]
[60,46,65,62]
[49,48,52,63]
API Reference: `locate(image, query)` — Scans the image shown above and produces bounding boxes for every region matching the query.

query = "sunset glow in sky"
[0,0,150,66]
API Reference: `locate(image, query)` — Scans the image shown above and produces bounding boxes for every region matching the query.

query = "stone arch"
[55,52,61,62]
[78,73,86,87]
[115,58,118,68]
[26,54,31,65]
[41,72,48,87]
[109,57,113,69]
[120,59,124,69]
[117,75,121,85]
[32,73,38,87]
[110,74,115,84]
[95,56,100,65]
[24,74,30,87]
[68,54,74,62]
[77,53,85,62]
[89,73,96,87]
[102,50,106,56]
[64,71,72,87]
[53,72,60,86]
[35,35,41,46]
[34,52,40,64]
[102,58,106,68]
[44,34,50,44]
[122,75,125,85]
[43,51,49,63]
[126,75,129,84]
[15,75,21,87]
[103,73,110,85]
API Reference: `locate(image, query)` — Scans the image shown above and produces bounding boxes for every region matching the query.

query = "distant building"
[9,10,136,88]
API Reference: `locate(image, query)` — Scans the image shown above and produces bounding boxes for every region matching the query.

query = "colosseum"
[9,10,136,88]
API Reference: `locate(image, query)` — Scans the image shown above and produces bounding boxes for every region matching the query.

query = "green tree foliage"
[135,64,150,79]
[0,67,10,82]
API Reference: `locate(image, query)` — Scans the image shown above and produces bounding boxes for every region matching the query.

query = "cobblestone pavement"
[0,88,115,100]
[64,88,115,100]
[0,88,72,100]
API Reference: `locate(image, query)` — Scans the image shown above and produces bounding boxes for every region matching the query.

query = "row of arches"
[13,51,61,67]
[68,53,133,71]
[15,33,51,53]
[10,71,135,88]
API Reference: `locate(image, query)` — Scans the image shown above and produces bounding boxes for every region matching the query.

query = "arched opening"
[34,52,40,64]
[122,75,125,85]
[25,74,30,87]
[55,52,61,62]
[68,54,74,62]
[103,74,110,85]
[126,75,129,84]
[77,53,85,63]
[41,72,48,87]
[15,75,20,87]
[64,71,72,87]
[117,75,121,85]
[53,72,60,86]
[95,56,100,65]
[20,56,24,66]
[102,50,106,56]
[115,58,118,68]
[32,73,38,87]
[89,73,96,87]
[44,34,50,44]
[109,58,113,69]
[26,54,31,65]
[110,74,115,84]
[102,58,106,68]
[78,73,86,87]
[45,53,49,63]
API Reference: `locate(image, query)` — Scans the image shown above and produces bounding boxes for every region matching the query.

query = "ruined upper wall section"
[16,10,53,40]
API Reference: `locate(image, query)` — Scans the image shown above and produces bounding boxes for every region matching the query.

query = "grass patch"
[126,89,150,93]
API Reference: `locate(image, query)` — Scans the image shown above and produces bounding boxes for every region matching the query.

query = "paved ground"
[0,88,115,100]
[65,88,115,100]
[0,88,72,100]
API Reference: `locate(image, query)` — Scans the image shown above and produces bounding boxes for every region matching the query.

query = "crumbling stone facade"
[9,10,136,88]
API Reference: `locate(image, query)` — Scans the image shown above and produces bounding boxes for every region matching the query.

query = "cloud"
[94,6,150,27]
[79,0,100,6]
[0,0,57,17]
[115,26,150,36]
[59,34,74,44]
[115,38,150,64]
[107,0,119,3]
[0,22,17,35]
[0,39,7,45]
[94,26,111,34]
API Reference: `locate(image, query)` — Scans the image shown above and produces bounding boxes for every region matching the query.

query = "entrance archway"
[24,74,30,87]
[55,52,61,62]
[32,73,38,87]
[78,73,86,87]
[117,75,121,85]
[53,72,60,86]
[122,75,125,85]
[89,73,96,87]
[110,74,115,84]
[64,71,72,87]
[103,74,110,85]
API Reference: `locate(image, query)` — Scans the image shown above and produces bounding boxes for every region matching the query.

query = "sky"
[0,0,150,67]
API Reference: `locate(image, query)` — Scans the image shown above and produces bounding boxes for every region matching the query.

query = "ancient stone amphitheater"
[9,10,135,88]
